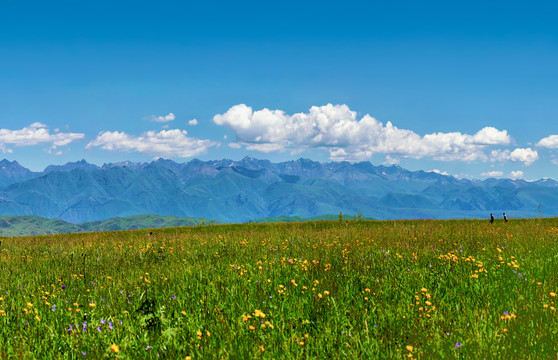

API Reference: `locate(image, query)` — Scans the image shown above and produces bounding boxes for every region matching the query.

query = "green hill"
[0,215,213,237]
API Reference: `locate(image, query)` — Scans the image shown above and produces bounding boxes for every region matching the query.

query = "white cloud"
[510,148,538,165]
[0,122,84,153]
[148,113,176,123]
[213,104,512,162]
[481,170,504,177]
[490,148,538,166]
[86,129,218,157]
[188,119,198,126]
[472,127,511,145]
[508,170,524,179]
[537,135,558,149]
[382,155,400,165]
[428,169,449,176]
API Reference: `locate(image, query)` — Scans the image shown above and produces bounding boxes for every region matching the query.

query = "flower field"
[1,218,557,359]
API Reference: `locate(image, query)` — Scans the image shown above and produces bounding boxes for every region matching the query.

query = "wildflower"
[172,295,176,300]
[27,302,33,308]
[181,310,187,315]
[551,292,556,297]
[89,302,95,308]
[406,345,413,352]
[110,344,120,353]
[455,343,461,348]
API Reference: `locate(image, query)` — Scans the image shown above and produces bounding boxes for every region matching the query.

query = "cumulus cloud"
[148,113,176,123]
[188,119,198,126]
[481,170,504,177]
[508,170,524,179]
[490,148,538,166]
[213,104,512,162]
[509,148,538,165]
[537,135,558,149]
[0,122,84,153]
[86,129,218,157]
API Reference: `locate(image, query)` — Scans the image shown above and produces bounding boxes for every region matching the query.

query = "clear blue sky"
[0,0,557,180]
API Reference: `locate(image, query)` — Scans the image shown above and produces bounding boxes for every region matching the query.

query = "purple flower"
[100,318,105,324]
[108,321,113,330]
[96,326,102,332]
[61,285,66,290]
[171,295,176,300]
[51,305,57,312]
[455,343,461,348]
[82,352,86,355]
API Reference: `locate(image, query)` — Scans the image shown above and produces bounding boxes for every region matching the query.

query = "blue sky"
[0,1,557,179]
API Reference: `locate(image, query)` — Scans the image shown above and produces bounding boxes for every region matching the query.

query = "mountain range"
[0,157,556,223]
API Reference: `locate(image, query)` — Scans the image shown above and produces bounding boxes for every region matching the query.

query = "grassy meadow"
[1,218,558,359]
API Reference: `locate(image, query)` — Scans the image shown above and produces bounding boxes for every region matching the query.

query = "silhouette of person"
[490,214,494,224]
[503,213,508,222]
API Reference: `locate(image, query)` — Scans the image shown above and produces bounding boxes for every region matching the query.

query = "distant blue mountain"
[0,157,555,223]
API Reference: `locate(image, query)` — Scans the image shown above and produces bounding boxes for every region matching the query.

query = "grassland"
[0,218,557,359]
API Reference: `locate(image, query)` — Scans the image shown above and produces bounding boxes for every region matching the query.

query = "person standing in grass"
[490,213,494,224]
[503,213,508,222]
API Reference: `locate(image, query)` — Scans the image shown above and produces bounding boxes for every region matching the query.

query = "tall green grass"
[0,218,557,358]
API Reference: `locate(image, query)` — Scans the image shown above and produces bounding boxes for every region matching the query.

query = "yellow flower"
[35,315,41,322]
[324,291,330,296]
[196,330,202,337]
[421,288,427,293]
[110,344,120,353]
[181,311,187,315]
[27,302,33,308]
[406,345,414,352]
[249,325,255,330]
[550,292,556,297]
[89,302,95,307]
